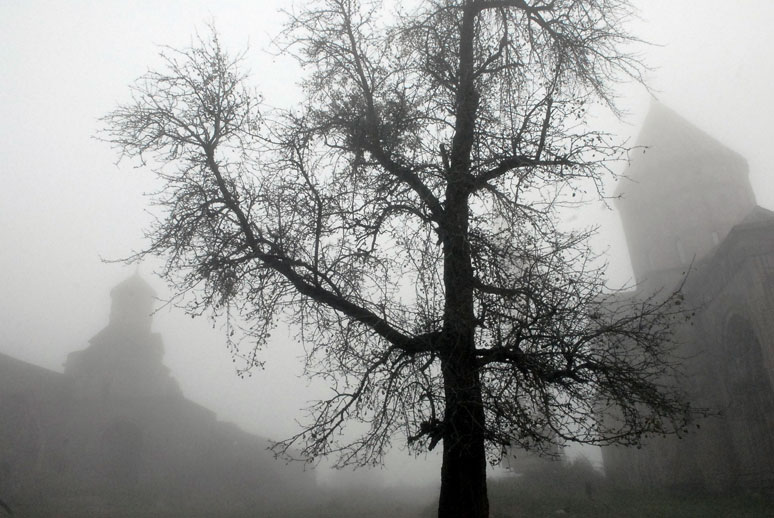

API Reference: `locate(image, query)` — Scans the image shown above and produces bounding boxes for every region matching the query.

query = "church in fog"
[0,274,314,516]
[603,104,774,492]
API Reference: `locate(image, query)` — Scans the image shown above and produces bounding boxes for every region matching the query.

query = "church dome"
[108,272,157,332]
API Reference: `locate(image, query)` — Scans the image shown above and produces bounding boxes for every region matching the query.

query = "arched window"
[722,315,774,482]
[725,316,773,409]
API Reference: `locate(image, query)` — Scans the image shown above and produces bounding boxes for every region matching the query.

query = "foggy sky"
[1,0,773,485]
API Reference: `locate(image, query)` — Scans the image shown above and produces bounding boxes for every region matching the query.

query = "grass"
[7,458,774,517]
[486,458,774,518]
[487,487,774,518]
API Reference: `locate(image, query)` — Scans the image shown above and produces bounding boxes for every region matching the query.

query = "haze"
[1,0,773,493]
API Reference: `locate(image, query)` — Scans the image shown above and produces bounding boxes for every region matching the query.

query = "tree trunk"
[438,187,488,516]
[438,347,489,518]
[438,6,488,514]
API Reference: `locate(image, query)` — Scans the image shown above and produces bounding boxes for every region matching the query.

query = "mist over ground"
[1,0,773,505]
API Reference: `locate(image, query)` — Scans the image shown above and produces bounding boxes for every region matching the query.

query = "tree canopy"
[102,2,695,516]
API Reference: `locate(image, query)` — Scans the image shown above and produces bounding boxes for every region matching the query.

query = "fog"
[2,0,774,514]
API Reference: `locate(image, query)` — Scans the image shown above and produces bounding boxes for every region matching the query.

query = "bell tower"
[64,273,181,399]
[108,272,157,334]
[615,103,756,284]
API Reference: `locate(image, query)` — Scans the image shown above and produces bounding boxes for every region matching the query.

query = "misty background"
[2,0,773,485]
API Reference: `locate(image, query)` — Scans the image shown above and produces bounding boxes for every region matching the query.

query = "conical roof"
[110,271,157,299]
[615,102,748,197]
[615,103,756,283]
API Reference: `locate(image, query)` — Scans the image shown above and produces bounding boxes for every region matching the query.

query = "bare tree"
[101,2,697,517]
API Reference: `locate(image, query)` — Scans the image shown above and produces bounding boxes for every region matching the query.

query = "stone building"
[602,104,774,492]
[64,274,182,400]
[0,273,314,516]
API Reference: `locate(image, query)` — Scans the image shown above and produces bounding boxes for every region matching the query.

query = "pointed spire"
[615,103,756,284]
[616,101,749,196]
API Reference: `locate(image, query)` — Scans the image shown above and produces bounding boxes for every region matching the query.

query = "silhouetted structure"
[65,274,182,400]
[603,104,774,492]
[0,274,314,516]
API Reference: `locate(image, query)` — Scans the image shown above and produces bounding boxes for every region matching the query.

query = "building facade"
[0,274,314,516]
[602,104,774,492]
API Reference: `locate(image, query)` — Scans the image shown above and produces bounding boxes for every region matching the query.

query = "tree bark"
[438,346,489,518]
[439,4,489,516]
[438,174,489,518]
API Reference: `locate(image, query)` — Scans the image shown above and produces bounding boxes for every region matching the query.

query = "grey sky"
[1,0,773,484]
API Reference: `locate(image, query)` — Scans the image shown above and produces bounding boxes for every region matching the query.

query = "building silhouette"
[602,104,774,491]
[0,274,314,516]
